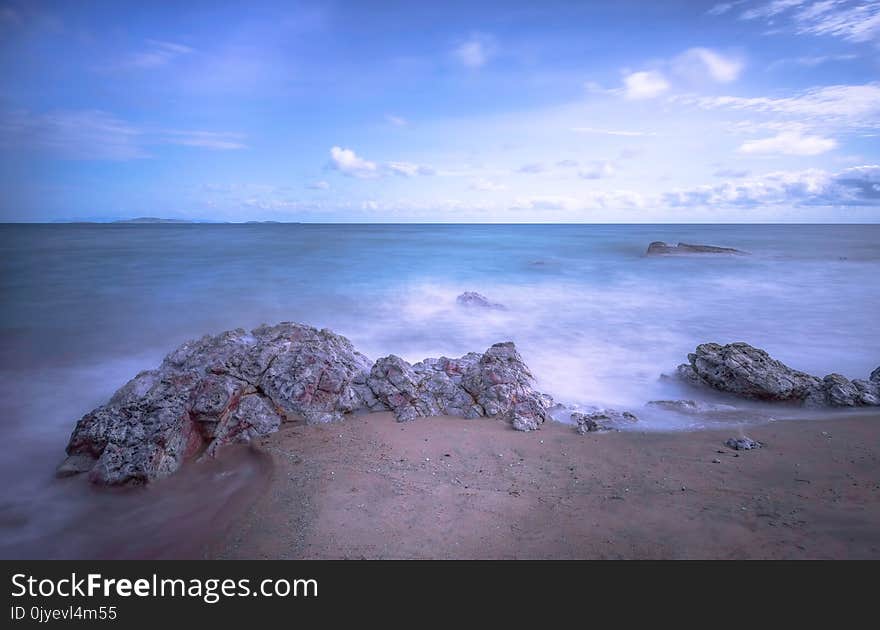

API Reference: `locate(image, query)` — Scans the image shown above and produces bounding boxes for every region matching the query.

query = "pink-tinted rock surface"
[59,323,552,485]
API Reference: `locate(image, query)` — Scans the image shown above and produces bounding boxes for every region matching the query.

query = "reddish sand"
[210,411,880,560]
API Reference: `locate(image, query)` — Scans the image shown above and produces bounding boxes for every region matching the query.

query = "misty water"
[1,223,878,557]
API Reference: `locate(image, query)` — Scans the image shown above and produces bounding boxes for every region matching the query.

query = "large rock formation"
[646,241,746,256]
[59,323,551,485]
[676,342,880,407]
[368,342,552,431]
[58,323,377,485]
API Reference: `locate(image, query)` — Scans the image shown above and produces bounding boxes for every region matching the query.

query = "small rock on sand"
[572,410,638,434]
[725,437,763,451]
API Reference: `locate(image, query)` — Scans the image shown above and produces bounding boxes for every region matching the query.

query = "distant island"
[110,218,296,224]
[113,217,200,224]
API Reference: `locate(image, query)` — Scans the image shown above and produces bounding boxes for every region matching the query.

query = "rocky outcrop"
[456,291,507,310]
[369,342,552,431]
[646,241,746,256]
[676,342,823,403]
[59,323,552,485]
[676,342,880,407]
[571,409,638,434]
[59,323,377,485]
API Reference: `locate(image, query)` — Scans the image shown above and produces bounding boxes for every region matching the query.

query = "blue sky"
[1,0,879,222]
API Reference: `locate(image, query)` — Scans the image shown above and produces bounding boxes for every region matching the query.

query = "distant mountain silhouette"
[113,217,196,223]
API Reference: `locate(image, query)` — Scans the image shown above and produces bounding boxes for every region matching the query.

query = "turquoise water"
[0,223,878,556]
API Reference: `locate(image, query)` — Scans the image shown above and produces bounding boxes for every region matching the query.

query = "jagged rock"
[456,291,507,310]
[200,395,283,459]
[463,343,543,420]
[821,374,862,407]
[368,355,445,422]
[676,342,880,408]
[60,324,554,485]
[572,410,638,434]
[725,437,762,450]
[59,323,376,485]
[646,241,746,256]
[370,342,552,431]
[253,323,375,422]
[676,342,824,404]
[853,379,880,406]
[512,415,541,432]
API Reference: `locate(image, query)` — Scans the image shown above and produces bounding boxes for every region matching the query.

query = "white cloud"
[386,114,408,127]
[739,0,880,43]
[674,47,744,83]
[470,178,507,191]
[741,0,806,21]
[618,148,642,160]
[160,130,246,150]
[124,39,194,69]
[510,196,579,211]
[308,180,329,190]
[571,126,655,137]
[387,161,435,177]
[517,162,546,173]
[739,130,837,156]
[0,109,246,159]
[509,190,644,214]
[584,81,617,95]
[795,1,880,43]
[676,83,880,131]
[707,2,746,16]
[579,161,616,179]
[713,168,751,178]
[663,165,880,208]
[768,53,858,68]
[453,34,495,68]
[0,110,145,160]
[622,71,670,100]
[329,146,378,178]
[328,147,434,179]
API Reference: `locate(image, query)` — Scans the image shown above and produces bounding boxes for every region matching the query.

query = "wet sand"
[211,412,880,560]
[0,447,272,560]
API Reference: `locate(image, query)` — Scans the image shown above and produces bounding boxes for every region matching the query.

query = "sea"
[1,223,878,557]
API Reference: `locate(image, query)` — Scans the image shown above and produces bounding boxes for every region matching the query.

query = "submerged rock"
[572,409,638,434]
[456,291,507,310]
[646,241,747,256]
[645,399,737,414]
[60,323,553,485]
[676,342,880,408]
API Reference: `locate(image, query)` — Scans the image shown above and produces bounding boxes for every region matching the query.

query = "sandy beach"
[210,412,880,560]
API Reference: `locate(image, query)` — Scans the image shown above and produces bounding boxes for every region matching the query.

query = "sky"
[1,0,879,223]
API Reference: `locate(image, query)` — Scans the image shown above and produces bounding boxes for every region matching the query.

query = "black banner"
[1,560,869,625]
